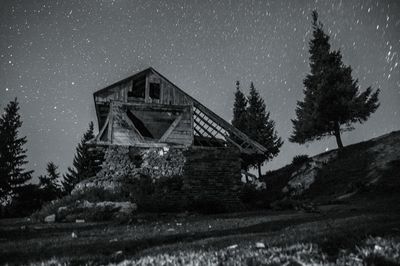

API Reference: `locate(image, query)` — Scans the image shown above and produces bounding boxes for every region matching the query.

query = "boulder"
[44,214,56,223]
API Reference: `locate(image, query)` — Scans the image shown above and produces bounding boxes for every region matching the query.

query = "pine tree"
[242,83,283,177]
[0,98,33,203]
[62,122,96,194]
[231,81,248,149]
[290,11,380,149]
[39,161,62,201]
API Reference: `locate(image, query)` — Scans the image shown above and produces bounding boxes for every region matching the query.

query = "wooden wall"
[94,69,193,106]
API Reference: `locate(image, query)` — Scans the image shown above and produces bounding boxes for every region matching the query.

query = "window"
[128,80,145,99]
[149,83,160,100]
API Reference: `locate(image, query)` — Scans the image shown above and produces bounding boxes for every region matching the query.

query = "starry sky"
[1,0,399,179]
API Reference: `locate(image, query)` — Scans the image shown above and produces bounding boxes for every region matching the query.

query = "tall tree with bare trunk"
[290,11,380,149]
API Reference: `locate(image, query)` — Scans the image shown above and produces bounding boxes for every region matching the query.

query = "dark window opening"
[126,110,153,139]
[149,83,161,99]
[128,80,145,99]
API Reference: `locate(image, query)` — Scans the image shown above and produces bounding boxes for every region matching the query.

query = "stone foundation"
[81,144,243,212]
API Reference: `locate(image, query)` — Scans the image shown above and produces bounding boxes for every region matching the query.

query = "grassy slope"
[1,208,400,265]
[1,131,400,265]
[263,130,400,206]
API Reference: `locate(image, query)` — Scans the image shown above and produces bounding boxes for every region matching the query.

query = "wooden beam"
[108,103,114,144]
[193,126,202,136]
[95,111,110,142]
[145,74,149,103]
[159,113,183,142]
[122,110,145,141]
[123,102,190,112]
[193,104,267,153]
[195,112,245,152]
[194,119,217,139]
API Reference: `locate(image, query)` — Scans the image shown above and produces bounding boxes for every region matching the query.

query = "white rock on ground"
[78,200,137,214]
[283,151,337,196]
[44,214,56,223]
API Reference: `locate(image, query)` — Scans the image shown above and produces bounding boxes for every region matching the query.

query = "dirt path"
[1,205,399,265]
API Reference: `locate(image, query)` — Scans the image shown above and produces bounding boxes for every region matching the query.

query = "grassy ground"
[2,131,400,265]
[1,201,400,265]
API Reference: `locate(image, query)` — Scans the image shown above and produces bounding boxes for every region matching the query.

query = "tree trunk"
[257,163,262,178]
[334,122,344,149]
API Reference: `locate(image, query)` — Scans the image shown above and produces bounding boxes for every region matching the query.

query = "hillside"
[263,130,400,208]
[1,131,400,265]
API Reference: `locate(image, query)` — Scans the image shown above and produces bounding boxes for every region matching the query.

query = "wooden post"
[145,74,150,103]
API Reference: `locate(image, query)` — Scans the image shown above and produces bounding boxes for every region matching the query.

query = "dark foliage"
[290,11,380,149]
[0,184,42,217]
[62,121,96,194]
[291,154,310,165]
[0,98,33,204]
[232,82,283,176]
[239,183,268,209]
[38,161,63,202]
[231,81,248,141]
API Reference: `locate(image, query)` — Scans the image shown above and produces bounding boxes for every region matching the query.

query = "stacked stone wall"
[83,144,243,212]
[182,147,243,210]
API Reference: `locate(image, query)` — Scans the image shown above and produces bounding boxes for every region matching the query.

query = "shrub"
[1,184,44,218]
[292,154,309,165]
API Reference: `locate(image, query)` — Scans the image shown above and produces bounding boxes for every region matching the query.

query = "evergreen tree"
[290,11,380,149]
[0,98,33,203]
[231,81,248,148]
[245,82,283,177]
[39,162,62,201]
[232,81,248,130]
[62,122,96,194]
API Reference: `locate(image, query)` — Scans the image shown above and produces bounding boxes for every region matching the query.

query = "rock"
[82,200,94,208]
[44,214,56,223]
[58,206,68,213]
[113,250,124,258]
[116,202,137,214]
[255,242,265,249]
[71,232,78,238]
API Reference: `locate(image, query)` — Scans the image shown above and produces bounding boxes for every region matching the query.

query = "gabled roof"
[92,67,267,154]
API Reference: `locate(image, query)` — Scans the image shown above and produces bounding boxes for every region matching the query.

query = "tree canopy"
[232,82,283,177]
[290,11,380,149]
[0,98,33,204]
[62,122,96,194]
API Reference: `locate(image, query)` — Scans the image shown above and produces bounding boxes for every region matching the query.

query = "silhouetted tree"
[290,11,380,149]
[62,122,96,194]
[245,82,283,177]
[38,161,62,201]
[0,98,33,204]
[232,81,248,130]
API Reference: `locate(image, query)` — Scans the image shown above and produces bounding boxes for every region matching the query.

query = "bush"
[1,184,43,218]
[292,154,309,165]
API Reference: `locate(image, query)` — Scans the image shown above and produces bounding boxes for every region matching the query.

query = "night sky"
[1,0,399,179]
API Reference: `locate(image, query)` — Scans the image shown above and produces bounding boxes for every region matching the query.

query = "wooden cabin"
[91,67,266,155]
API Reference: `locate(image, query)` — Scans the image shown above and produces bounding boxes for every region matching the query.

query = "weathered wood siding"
[126,105,193,146]
[94,69,193,106]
